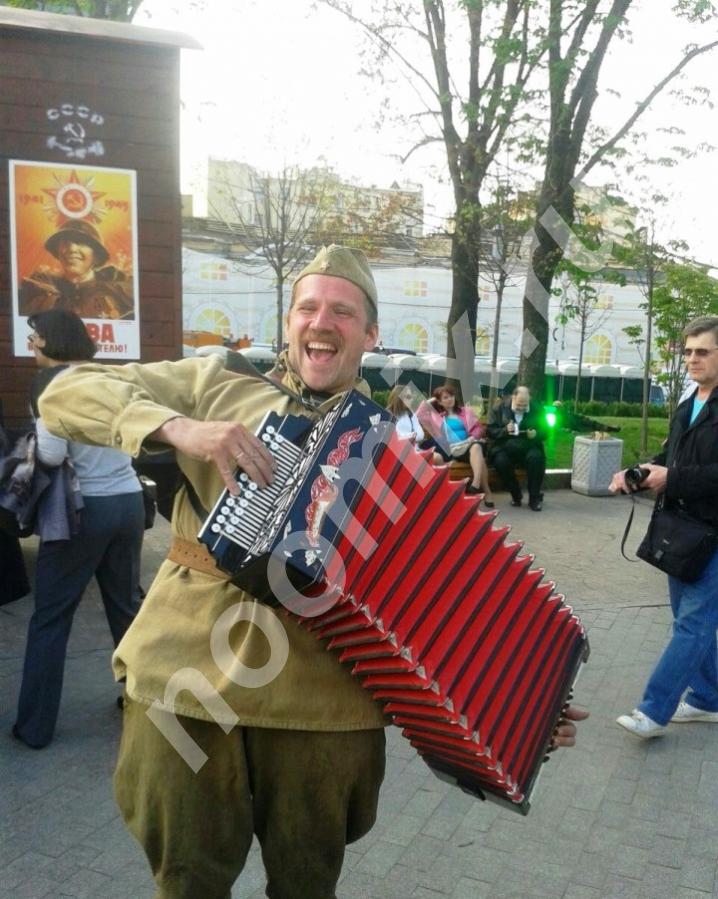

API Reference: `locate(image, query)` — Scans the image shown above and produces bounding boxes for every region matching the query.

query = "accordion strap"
[167,536,230,580]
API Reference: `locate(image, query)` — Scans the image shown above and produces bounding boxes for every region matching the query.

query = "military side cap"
[294,245,377,309]
[45,219,109,267]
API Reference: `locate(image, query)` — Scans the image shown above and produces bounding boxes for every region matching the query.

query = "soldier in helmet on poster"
[18,219,134,320]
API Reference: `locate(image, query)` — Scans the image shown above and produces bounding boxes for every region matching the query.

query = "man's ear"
[364,323,379,350]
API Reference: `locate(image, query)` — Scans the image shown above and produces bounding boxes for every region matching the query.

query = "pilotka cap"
[293,245,377,309]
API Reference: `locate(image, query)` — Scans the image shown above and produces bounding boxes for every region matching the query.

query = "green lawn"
[544,417,670,469]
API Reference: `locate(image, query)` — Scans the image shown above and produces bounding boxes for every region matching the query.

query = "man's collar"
[269,349,370,408]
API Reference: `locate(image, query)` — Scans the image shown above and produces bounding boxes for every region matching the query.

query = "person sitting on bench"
[418,384,494,507]
[487,386,547,511]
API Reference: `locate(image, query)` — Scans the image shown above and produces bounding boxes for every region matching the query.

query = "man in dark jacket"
[611,315,718,738]
[487,385,548,510]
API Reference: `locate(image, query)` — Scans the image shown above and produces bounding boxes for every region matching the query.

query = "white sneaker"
[616,709,666,739]
[670,700,718,723]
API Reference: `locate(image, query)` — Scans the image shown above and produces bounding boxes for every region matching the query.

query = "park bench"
[448,461,571,490]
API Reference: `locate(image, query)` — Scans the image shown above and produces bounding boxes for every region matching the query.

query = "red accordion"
[199,391,589,814]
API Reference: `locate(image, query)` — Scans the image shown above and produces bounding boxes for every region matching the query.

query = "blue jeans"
[15,492,144,747]
[639,548,718,725]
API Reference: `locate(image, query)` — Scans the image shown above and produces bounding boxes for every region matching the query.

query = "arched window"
[475,327,490,355]
[397,322,429,353]
[584,334,612,365]
[263,314,278,344]
[192,306,232,337]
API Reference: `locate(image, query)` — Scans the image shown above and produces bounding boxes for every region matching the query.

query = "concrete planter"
[571,436,623,496]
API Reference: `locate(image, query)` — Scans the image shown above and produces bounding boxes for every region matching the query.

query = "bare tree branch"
[581,37,718,176]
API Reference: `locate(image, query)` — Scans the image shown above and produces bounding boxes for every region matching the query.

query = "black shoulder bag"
[622,495,718,583]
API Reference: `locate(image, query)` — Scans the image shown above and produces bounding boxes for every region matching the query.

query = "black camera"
[624,465,649,490]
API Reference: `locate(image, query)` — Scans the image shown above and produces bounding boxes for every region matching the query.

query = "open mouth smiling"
[306,341,338,362]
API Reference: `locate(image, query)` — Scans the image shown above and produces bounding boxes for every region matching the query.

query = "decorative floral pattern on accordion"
[198,390,589,814]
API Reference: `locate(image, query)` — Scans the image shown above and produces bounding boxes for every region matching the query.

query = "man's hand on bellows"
[152,417,275,495]
[551,705,590,749]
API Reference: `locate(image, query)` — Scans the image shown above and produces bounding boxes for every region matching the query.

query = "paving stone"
[562,886,602,899]
[609,843,651,879]
[380,813,424,847]
[414,854,464,894]
[401,788,445,822]
[399,835,450,874]
[447,877,494,899]
[353,839,405,878]
[420,817,460,842]
[676,854,717,894]
[332,870,382,898]
[454,846,509,886]
[636,863,682,898]
[0,875,58,899]
[495,866,570,898]
[655,808,692,841]
[366,863,419,899]
[568,852,608,890]
[648,835,688,869]
[6,499,718,899]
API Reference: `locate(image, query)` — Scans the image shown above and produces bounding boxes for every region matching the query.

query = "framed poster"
[9,160,140,359]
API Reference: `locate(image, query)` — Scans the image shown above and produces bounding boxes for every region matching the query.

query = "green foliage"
[0,0,144,19]
[543,417,669,469]
[371,389,390,409]
[674,1,717,25]
[572,400,669,419]
[651,261,718,409]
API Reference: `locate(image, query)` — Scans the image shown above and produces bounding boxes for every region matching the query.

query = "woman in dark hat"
[18,218,133,320]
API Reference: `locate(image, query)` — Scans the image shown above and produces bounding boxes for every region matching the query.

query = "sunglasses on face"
[683,347,718,358]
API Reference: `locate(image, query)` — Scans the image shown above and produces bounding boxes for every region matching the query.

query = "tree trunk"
[276,277,284,353]
[640,268,653,454]
[446,219,479,403]
[519,170,575,400]
[489,271,506,406]
[519,232,559,400]
[575,315,587,405]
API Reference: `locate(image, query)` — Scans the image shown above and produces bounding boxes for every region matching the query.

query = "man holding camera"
[610,316,718,738]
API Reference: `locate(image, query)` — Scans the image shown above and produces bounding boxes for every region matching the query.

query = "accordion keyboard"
[200,421,304,552]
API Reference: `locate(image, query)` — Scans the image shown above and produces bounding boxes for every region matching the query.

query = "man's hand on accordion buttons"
[551,705,590,749]
[151,416,276,495]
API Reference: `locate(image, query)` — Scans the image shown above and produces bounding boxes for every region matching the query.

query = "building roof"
[0,6,201,50]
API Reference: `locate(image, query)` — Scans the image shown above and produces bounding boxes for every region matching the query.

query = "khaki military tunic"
[40,356,386,731]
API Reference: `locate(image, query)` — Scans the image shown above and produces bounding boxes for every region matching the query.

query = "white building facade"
[182,247,650,369]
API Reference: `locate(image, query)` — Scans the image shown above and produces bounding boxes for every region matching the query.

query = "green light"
[545,410,557,428]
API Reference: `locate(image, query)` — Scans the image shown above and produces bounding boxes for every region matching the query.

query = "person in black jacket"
[0,424,30,606]
[611,315,718,738]
[487,386,548,510]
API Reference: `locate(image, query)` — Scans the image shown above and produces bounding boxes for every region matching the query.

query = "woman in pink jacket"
[418,384,494,507]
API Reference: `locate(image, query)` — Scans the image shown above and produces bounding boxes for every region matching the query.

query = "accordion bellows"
[199,391,589,814]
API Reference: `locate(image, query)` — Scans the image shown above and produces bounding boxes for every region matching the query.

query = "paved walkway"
[2,489,718,899]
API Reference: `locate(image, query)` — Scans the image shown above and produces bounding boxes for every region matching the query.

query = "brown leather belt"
[167,536,230,580]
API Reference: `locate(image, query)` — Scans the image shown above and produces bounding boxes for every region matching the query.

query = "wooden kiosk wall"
[0,8,199,430]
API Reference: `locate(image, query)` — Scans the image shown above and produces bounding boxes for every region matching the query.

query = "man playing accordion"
[39,245,587,899]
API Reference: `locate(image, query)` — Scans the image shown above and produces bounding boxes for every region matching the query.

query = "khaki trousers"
[114,699,386,899]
